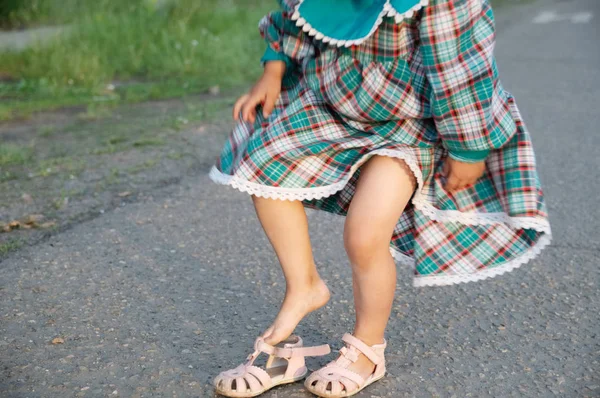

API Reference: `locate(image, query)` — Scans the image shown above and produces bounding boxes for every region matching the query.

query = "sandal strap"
[307,363,365,393]
[290,344,331,357]
[216,364,273,391]
[246,365,273,388]
[342,334,384,365]
[324,365,365,385]
[256,339,330,358]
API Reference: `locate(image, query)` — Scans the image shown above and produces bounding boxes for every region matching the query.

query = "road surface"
[1,0,599,396]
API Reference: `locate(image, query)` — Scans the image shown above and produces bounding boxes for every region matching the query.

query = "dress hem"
[391,234,552,287]
[209,147,551,288]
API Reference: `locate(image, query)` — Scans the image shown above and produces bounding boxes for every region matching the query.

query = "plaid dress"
[209,0,551,287]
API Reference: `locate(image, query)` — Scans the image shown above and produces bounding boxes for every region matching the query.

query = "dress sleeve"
[419,0,517,163]
[259,0,315,73]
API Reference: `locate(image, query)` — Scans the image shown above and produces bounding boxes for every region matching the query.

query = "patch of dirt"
[0,94,237,258]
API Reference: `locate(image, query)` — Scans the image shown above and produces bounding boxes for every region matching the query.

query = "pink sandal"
[304,333,387,397]
[214,335,331,397]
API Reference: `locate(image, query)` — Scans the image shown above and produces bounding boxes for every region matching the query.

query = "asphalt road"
[1,0,599,397]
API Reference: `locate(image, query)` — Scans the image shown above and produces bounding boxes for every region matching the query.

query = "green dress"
[209,0,551,287]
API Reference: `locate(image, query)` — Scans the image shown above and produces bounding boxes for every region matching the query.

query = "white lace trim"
[291,0,430,47]
[412,200,551,233]
[209,147,551,287]
[386,0,430,23]
[408,233,552,287]
[209,148,423,201]
[209,150,551,234]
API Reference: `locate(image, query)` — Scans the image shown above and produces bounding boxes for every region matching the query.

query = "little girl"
[210,0,551,396]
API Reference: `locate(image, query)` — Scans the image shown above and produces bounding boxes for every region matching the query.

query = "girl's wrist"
[264,60,286,80]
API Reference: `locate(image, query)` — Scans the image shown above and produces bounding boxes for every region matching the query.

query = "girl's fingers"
[262,92,278,118]
[233,95,249,120]
[248,108,257,124]
[446,174,473,193]
[452,178,476,192]
[241,95,261,122]
[233,94,249,120]
[445,174,460,192]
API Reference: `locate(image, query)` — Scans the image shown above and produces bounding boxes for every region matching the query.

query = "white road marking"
[571,12,594,24]
[533,10,594,24]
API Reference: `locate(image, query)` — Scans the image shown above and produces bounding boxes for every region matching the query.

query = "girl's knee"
[343,227,387,268]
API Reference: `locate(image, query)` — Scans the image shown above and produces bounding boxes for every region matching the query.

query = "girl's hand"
[233,61,285,123]
[443,157,486,193]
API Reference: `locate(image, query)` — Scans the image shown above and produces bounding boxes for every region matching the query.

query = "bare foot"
[262,278,330,345]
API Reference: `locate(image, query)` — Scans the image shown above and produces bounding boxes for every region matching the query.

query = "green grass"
[0,238,23,256]
[132,138,165,148]
[0,143,33,166]
[0,0,271,119]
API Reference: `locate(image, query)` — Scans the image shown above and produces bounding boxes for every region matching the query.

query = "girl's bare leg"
[252,197,330,345]
[343,156,416,378]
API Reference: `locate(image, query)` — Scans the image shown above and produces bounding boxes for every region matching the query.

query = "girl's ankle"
[286,273,324,294]
[351,333,385,347]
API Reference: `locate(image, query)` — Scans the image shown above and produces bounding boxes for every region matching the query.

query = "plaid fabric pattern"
[419,0,517,155]
[212,0,550,285]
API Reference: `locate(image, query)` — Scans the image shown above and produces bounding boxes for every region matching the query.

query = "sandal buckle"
[340,346,359,362]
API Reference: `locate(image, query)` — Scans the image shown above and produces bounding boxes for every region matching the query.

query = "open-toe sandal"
[304,333,386,397]
[214,335,331,397]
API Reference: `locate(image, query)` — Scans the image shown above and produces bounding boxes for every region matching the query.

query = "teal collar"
[291,0,428,47]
